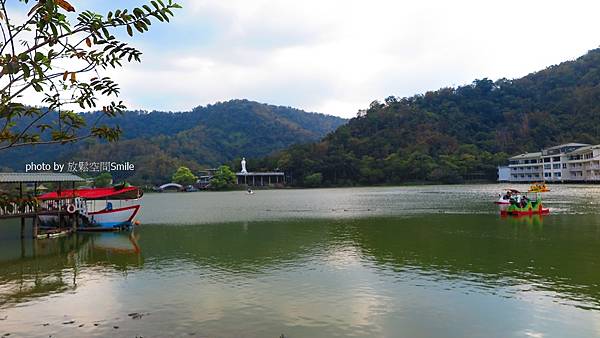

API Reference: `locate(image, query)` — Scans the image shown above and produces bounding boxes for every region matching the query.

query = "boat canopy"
[38,186,143,200]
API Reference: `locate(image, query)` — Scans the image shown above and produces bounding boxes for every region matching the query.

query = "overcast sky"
[14,0,600,118]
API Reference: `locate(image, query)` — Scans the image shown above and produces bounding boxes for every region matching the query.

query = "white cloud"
[10,0,600,117]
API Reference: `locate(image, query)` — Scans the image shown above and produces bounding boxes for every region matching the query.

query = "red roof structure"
[39,186,143,200]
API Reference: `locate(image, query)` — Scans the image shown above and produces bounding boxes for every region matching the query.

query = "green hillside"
[0,100,346,184]
[253,49,600,185]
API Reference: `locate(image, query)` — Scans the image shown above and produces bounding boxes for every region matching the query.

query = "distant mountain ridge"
[254,48,600,185]
[0,99,346,184]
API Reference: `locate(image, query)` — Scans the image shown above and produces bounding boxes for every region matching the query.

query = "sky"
[11,0,600,118]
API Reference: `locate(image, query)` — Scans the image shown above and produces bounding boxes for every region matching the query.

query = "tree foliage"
[172,166,197,186]
[254,49,600,186]
[0,100,346,185]
[303,172,322,187]
[210,165,235,190]
[93,171,112,187]
[0,0,180,151]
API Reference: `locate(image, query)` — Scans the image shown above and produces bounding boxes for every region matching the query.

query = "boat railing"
[38,197,86,213]
[0,197,85,217]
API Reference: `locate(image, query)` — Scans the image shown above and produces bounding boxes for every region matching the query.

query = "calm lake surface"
[2,184,600,337]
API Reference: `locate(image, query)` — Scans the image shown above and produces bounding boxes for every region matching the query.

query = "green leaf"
[133,8,144,18]
[32,83,43,92]
[34,52,45,62]
[21,64,30,78]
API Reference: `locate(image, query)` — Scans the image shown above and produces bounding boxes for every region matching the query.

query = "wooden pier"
[0,173,85,239]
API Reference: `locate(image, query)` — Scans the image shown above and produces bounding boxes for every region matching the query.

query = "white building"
[507,151,543,182]
[504,143,600,182]
[497,166,510,182]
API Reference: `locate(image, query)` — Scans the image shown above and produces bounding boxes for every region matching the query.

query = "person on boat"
[106,201,113,211]
[520,195,530,208]
[512,194,524,206]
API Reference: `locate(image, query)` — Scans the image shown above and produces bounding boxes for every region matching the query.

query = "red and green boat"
[500,193,549,216]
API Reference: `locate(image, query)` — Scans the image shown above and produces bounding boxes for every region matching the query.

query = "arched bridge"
[158,183,183,191]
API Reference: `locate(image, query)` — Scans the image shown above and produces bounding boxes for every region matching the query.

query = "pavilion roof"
[0,172,85,183]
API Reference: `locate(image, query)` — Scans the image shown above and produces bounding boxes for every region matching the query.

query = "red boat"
[38,185,143,230]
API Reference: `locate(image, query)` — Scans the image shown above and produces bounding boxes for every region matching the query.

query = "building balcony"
[508,163,541,168]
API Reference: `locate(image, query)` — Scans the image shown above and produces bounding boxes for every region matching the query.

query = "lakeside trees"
[0,0,180,151]
[210,165,236,190]
[172,166,197,186]
[303,173,322,187]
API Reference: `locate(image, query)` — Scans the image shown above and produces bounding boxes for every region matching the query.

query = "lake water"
[2,184,600,337]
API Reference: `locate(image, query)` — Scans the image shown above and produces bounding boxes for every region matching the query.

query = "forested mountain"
[253,48,600,185]
[0,100,346,184]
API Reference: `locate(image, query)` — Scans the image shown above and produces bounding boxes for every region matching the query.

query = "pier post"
[72,182,76,232]
[32,215,39,239]
[19,183,25,239]
[58,182,63,229]
[20,217,25,239]
[32,182,38,239]
[32,236,38,258]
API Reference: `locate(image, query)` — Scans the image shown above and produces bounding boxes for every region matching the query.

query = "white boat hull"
[38,205,140,230]
[86,205,141,229]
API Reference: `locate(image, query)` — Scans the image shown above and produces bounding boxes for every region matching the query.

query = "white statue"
[241,157,248,174]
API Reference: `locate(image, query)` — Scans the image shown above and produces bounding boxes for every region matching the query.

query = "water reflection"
[1,214,600,337]
[0,232,142,307]
[501,213,545,227]
[348,214,600,310]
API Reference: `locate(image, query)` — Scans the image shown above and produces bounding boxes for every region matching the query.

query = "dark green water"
[2,185,600,337]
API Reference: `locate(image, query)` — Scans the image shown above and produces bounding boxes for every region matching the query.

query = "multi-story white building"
[504,143,600,182]
[507,151,543,182]
[564,144,600,181]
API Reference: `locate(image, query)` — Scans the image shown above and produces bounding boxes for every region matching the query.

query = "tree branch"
[0,134,93,150]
